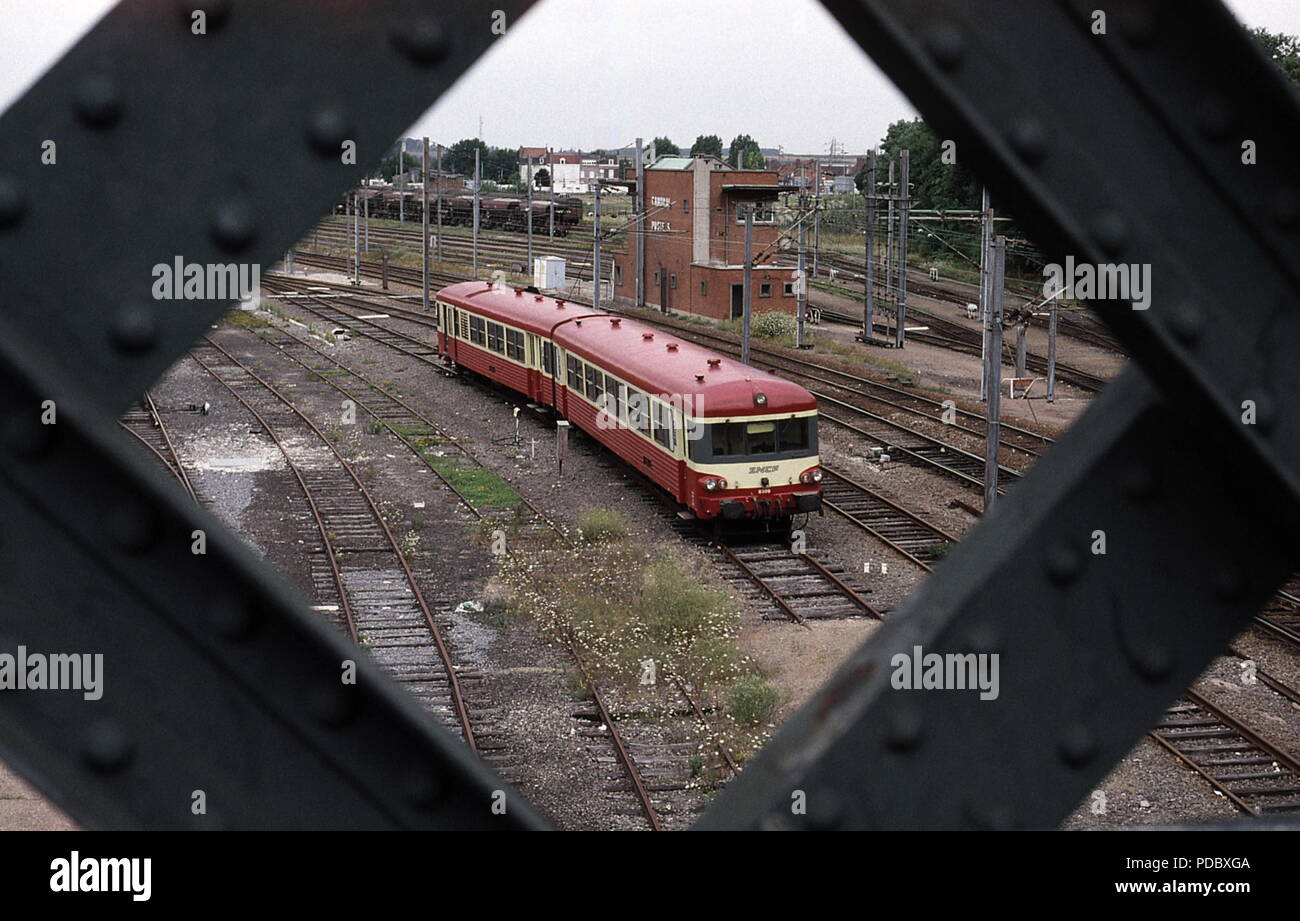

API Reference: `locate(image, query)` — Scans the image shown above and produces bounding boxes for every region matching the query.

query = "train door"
[526,333,541,399]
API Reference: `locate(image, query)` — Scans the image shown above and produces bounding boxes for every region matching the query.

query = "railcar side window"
[566,355,581,388]
[487,322,504,354]
[652,400,676,451]
[627,389,650,434]
[469,315,486,346]
[505,328,524,362]
[584,364,601,401]
[613,383,625,424]
[542,342,556,376]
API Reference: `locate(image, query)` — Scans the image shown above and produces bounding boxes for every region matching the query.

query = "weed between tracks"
[495,510,783,786]
[425,457,520,508]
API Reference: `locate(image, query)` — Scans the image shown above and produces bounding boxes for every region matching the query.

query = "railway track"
[819,467,957,569]
[1149,690,1300,815]
[1255,583,1300,648]
[190,336,488,759]
[814,251,1127,356]
[118,391,198,502]
[216,320,673,830]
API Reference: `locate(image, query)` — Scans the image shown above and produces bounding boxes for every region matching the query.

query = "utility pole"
[352,192,360,285]
[526,161,534,275]
[983,236,1006,512]
[1047,296,1058,403]
[978,187,992,401]
[363,192,369,253]
[812,156,821,277]
[472,146,481,277]
[895,148,910,349]
[885,158,895,325]
[742,204,754,364]
[1015,322,1028,379]
[548,148,555,242]
[398,143,404,223]
[634,136,645,309]
[796,196,807,349]
[593,181,602,309]
[435,143,443,264]
[863,149,875,341]
[422,137,430,312]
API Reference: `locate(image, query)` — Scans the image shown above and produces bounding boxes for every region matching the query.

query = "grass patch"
[224,309,271,329]
[726,675,781,726]
[576,508,627,543]
[427,457,520,509]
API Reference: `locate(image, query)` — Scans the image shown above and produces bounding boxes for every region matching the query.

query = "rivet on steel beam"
[804,790,846,830]
[210,200,257,252]
[1044,543,1082,586]
[1196,95,1232,141]
[922,21,965,71]
[1212,565,1246,603]
[0,174,26,228]
[885,705,923,753]
[1130,641,1174,681]
[402,768,444,808]
[1118,5,1158,45]
[1121,463,1157,502]
[73,74,123,129]
[305,106,352,156]
[1008,117,1047,165]
[1168,300,1203,344]
[1271,185,1300,230]
[1090,211,1128,257]
[207,594,256,640]
[1058,724,1098,768]
[1,407,54,457]
[111,304,157,354]
[102,501,158,553]
[83,720,134,773]
[964,624,1001,656]
[393,17,449,66]
[963,800,1015,830]
[309,683,356,728]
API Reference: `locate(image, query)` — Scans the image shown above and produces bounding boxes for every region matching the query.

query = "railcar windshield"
[689,417,817,463]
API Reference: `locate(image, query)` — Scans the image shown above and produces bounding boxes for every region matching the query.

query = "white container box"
[533,256,566,290]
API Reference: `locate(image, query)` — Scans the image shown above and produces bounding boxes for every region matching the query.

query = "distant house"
[518,148,618,193]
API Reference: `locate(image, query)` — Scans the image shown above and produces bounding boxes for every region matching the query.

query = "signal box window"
[760,283,772,298]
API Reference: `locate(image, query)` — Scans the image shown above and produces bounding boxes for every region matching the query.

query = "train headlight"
[800,467,823,484]
[754,392,767,407]
[703,477,728,492]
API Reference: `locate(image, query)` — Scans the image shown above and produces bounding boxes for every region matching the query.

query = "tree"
[533,167,550,188]
[650,136,680,157]
[728,134,763,169]
[1252,27,1300,89]
[484,146,519,184]
[445,138,488,177]
[690,134,724,158]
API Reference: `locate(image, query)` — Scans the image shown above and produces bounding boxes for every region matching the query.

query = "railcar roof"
[553,312,816,417]
[438,280,602,337]
[437,281,818,417]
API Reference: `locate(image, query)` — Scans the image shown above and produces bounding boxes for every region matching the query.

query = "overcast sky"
[3,0,1299,154]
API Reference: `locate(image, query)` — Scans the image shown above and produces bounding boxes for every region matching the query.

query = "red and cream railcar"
[434,281,822,522]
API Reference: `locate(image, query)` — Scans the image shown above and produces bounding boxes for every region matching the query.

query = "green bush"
[727,675,780,726]
[577,508,627,543]
[751,311,796,340]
